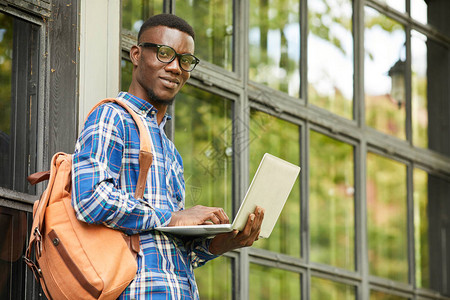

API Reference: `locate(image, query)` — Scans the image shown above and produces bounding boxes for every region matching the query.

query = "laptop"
[155,153,301,238]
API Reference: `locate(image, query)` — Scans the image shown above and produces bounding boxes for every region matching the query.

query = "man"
[72,14,264,299]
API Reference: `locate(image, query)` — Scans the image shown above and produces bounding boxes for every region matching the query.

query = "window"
[120,1,450,299]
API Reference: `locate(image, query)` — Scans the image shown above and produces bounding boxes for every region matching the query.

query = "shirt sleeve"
[184,237,219,268]
[71,104,172,234]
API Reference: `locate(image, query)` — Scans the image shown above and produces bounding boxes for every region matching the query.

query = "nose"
[165,56,183,74]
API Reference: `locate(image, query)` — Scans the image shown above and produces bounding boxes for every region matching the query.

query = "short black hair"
[138,14,195,42]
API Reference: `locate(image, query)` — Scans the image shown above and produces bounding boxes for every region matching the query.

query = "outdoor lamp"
[388,59,406,109]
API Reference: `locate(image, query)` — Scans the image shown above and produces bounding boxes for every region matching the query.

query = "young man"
[72,14,264,299]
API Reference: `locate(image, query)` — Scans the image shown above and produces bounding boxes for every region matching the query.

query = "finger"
[219,209,230,224]
[215,208,229,224]
[208,213,221,224]
[241,213,255,236]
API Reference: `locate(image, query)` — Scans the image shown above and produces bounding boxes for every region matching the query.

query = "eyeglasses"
[138,42,200,72]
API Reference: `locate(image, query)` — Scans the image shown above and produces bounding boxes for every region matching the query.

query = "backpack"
[24,98,153,300]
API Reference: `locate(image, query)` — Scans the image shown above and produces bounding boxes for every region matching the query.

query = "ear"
[130,45,141,67]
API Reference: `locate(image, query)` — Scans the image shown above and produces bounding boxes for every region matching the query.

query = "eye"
[180,55,194,67]
[158,46,174,60]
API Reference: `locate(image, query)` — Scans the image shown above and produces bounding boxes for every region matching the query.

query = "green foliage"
[176,0,233,71]
[309,130,355,270]
[310,276,355,300]
[367,153,408,282]
[249,0,300,97]
[249,264,301,300]
[413,169,430,288]
[195,256,232,300]
[121,0,163,33]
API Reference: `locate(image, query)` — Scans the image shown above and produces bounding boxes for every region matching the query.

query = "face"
[130,26,194,106]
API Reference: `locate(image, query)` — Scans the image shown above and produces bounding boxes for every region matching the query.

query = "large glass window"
[311,276,355,299]
[249,263,301,300]
[309,131,354,270]
[364,7,406,140]
[411,30,428,149]
[249,0,300,97]
[308,0,353,119]
[414,168,429,289]
[249,109,301,257]
[176,0,233,71]
[367,153,408,282]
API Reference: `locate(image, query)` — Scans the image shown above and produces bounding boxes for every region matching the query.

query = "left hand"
[208,206,265,255]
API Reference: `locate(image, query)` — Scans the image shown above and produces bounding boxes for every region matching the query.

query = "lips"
[160,76,180,89]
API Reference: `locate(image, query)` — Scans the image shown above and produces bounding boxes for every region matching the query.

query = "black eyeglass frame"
[138,42,200,72]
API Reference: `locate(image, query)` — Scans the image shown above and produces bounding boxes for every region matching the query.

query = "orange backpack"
[24,98,153,300]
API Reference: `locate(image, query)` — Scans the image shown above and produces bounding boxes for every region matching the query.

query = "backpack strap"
[85,98,153,199]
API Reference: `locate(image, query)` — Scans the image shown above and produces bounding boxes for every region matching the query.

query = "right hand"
[168,205,230,226]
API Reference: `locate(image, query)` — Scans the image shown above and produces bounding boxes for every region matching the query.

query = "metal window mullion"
[405,24,412,144]
[303,121,312,300]
[236,0,250,298]
[358,138,370,300]
[354,0,365,128]
[407,161,416,290]
[300,0,308,102]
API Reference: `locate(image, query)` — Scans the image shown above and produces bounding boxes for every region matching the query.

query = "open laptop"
[155,153,300,238]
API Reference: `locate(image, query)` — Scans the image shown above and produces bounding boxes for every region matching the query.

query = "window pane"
[250,264,301,300]
[176,0,233,71]
[308,0,353,119]
[0,14,38,193]
[378,0,405,13]
[310,131,354,270]
[367,153,408,282]
[121,0,163,34]
[0,207,29,299]
[411,31,428,149]
[311,277,355,300]
[370,290,409,300]
[411,0,427,24]
[195,256,233,300]
[0,13,13,189]
[365,7,406,140]
[175,85,233,217]
[249,0,300,97]
[249,110,301,257]
[121,58,133,91]
[414,168,430,288]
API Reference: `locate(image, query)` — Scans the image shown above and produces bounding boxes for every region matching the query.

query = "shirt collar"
[117,91,172,122]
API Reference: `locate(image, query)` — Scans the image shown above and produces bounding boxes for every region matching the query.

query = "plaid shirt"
[72,92,217,299]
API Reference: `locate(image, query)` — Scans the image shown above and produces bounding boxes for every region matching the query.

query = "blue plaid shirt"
[72,92,218,299]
